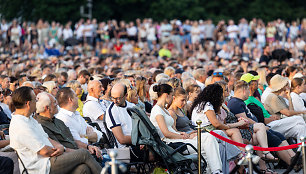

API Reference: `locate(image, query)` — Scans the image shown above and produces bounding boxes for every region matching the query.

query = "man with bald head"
[83,80,107,133]
[105,83,145,161]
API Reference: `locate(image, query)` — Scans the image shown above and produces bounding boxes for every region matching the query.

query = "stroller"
[127,106,207,174]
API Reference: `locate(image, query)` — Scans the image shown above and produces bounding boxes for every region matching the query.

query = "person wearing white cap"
[264,74,306,142]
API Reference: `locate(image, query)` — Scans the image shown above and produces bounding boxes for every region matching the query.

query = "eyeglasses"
[110,96,124,101]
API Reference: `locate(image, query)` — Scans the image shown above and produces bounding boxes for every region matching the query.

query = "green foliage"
[0,0,305,23]
[0,0,86,23]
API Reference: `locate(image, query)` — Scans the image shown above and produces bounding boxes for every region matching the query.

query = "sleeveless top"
[175,109,193,133]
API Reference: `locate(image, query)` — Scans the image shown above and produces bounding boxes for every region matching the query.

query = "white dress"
[150,105,222,173]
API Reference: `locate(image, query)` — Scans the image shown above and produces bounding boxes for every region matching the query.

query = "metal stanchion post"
[109,150,118,174]
[196,120,202,174]
[245,145,254,174]
[301,136,306,174]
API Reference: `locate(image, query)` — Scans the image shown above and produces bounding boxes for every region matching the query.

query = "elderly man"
[105,83,145,161]
[193,68,206,90]
[9,86,102,174]
[55,87,103,147]
[83,80,107,133]
[35,92,101,158]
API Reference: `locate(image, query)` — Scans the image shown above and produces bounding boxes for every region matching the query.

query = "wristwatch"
[63,146,66,152]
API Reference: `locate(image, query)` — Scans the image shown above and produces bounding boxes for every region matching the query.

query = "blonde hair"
[42,81,56,93]
[66,80,81,92]
[257,68,268,87]
[164,66,175,77]
[167,77,182,89]
[126,87,137,103]
[135,76,146,102]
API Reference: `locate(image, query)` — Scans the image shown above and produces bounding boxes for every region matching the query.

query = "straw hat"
[270,74,289,92]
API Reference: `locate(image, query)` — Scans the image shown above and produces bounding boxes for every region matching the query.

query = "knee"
[255,123,265,130]
[77,149,92,158]
[76,164,91,174]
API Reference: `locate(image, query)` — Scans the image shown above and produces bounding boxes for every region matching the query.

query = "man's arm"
[75,140,102,158]
[111,126,132,145]
[235,112,256,124]
[48,138,64,157]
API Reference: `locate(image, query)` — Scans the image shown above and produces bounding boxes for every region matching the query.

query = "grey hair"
[36,92,51,113]
[182,77,196,90]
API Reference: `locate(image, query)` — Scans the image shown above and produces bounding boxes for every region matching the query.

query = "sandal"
[261,152,278,162]
[260,168,277,174]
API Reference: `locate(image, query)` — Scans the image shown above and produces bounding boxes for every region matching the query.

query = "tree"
[0,0,86,23]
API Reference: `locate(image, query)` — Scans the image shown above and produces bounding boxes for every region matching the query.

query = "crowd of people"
[0,17,305,174]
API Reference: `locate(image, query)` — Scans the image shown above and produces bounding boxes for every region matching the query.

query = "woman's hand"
[237,117,249,129]
[189,133,197,139]
[180,132,190,139]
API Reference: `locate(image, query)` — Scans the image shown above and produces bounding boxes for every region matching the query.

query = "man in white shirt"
[127,22,137,41]
[227,20,239,42]
[83,19,94,45]
[10,86,101,174]
[83,80,107,133]
[105,83,135,148]
[55,87,103,146]
[105,83,147,162]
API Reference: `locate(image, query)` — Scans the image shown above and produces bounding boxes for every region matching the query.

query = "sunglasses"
[213,72,223,76]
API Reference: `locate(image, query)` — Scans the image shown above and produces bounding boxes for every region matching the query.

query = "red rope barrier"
[209,131,301,151]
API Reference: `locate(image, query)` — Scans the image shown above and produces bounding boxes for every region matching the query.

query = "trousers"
[50,149,102,174]
[267,116,306,143]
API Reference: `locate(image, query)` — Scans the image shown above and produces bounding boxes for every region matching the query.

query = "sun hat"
[240,73,260,83]
[269,74,289,92]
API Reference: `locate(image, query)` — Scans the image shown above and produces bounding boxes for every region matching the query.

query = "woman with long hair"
[190,84,247,153]
[169,87,243,174]
[150,84,223,174]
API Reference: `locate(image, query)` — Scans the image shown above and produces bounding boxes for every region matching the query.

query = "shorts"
[266,129,286,147]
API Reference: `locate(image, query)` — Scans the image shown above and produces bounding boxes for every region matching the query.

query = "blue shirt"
[228,97,258,122]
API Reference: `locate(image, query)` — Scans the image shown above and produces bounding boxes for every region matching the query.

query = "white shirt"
[261,87,272,104]
[56,108,102,144]
[217,49,233,60]
[300,93,306,101]
[10,114,52,174]
[76,24,84,39]
[150,105,179,139]
[239,23,249,38]
[62,28,73,40]
[105,101,135,148]
[191,102,214,127]
[196,80,205,91]
[83,24,94,37]
[227,25,239,39]
[0,103,11,119]
[83,95,107,133]
[127,26,137,36]
[290,92,306,113]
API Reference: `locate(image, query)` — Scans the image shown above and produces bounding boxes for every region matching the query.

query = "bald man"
[83,80,107,133]
[105,83,146,162]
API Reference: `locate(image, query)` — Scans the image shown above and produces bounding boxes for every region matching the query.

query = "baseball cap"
[240,73,259,83]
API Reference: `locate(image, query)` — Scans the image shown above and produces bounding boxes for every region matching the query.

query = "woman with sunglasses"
[150,83,223,174]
